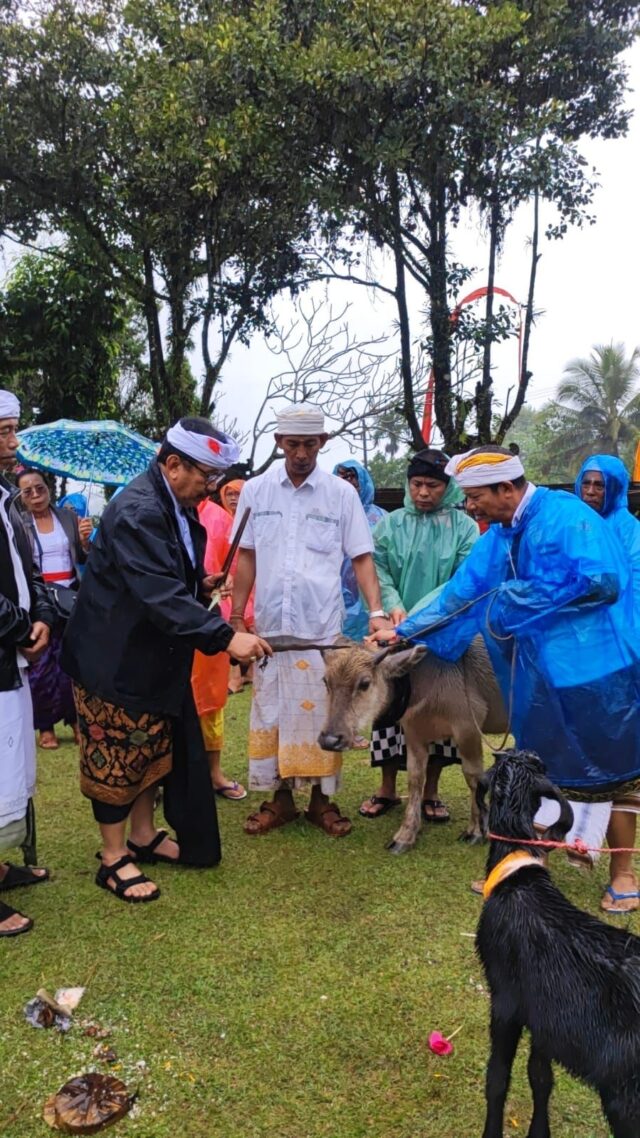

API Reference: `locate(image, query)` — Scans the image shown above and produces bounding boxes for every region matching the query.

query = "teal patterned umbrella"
[17,419,158,487]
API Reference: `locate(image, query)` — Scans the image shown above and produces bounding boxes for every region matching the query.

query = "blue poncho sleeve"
[396,533,499,659]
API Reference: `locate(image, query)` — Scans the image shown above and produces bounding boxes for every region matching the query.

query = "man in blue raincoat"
[574,453,640,909]
[372,445,640,912]
[576,455,640,606]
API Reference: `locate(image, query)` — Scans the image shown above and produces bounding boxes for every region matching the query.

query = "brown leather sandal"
[305,802,352,838]
[244,802,299,835]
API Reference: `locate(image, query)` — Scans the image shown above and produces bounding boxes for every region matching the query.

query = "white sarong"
[535,796,612,864]
[0,677,36,853]
[248,650,342,796]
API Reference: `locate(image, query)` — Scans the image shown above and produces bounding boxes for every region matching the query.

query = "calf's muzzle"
[318,731,349,752]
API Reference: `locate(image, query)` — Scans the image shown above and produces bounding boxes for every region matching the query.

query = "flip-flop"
[358,795,401,818]
[215,781,248,801]
[422,798,451,824]
[0,864,50,892]
[352,736,370,750]
[0,900,34,937]
[600,884,640,914]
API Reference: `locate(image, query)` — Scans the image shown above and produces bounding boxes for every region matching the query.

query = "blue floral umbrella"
[17,419,158,489]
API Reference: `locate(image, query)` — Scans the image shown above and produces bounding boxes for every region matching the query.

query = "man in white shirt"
[0,389,54,937]
[231,404,392,837]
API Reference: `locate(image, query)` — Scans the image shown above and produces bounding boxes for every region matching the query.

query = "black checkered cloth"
[370,725,460,770]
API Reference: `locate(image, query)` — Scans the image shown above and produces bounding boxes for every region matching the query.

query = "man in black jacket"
[0,389,55,938]
[62,417,269,905]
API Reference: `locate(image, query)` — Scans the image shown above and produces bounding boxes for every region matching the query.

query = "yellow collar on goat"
[483,851,546,901]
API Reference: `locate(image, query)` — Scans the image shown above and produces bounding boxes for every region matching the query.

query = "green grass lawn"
[0,690,629,1137]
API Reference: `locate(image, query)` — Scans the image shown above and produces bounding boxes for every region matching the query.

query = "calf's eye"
[358,679,371,692]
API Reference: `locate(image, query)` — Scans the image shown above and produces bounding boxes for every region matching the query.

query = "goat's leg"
[526,1044,553,1138]
[387,724,428,855]
[481,1013,522,1138]
[601,1088,639,1138]
[454,726,485,845]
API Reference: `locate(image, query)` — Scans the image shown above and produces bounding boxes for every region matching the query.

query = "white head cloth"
[0,389,20,420]
[446,448,525,488]
[165,421,240,470]
[275,403,325,436]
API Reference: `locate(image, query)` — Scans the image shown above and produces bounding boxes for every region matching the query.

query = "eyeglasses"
[20,486,47,497]
[185,459,222,486]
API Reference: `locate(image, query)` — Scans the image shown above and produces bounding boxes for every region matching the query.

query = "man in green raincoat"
[359,449,478,820]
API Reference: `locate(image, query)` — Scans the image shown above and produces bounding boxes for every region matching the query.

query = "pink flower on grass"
[428,1031,454,1056]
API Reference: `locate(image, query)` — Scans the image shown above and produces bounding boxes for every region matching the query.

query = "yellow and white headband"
[445,449,525,489]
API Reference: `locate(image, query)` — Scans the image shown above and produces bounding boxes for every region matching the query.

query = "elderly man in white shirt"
[231,404,392,837]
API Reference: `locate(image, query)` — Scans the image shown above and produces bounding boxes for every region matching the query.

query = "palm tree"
[549,343,640,473]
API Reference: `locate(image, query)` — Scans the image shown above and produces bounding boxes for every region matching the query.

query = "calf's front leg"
[454,726,485,844]
[387,721,428,855]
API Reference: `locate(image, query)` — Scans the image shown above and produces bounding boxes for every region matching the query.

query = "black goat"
[476,748,640,1138]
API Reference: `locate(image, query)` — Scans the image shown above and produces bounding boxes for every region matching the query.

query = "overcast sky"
[218,39,640,468]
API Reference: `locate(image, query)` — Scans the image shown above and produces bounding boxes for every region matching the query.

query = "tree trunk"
[476,196,500,442]
[389,172,424,450]
[427,179,455,450]
[142,246,171,431]
[496,185,540,442]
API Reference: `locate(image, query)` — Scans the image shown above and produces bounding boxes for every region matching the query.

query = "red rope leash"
[487,832,640,856]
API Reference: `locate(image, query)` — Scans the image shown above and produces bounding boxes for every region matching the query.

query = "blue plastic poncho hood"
[332,459,386,641]
[575,454,640,608]
[333,459,376,509]
[575,455,629,517]
[58,492,88,517]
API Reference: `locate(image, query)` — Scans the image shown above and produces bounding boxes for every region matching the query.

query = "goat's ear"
[476,767,494,837]
[535,777,574,842]
[378,645,427,679]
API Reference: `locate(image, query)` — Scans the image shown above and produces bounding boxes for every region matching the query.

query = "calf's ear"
[379,645,427,679]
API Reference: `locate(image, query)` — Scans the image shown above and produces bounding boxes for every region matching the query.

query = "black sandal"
[0,899,33,937]
[95,854,160,904]
[0,863,50,892]
[422,798,451,824]
[126,829,180,866]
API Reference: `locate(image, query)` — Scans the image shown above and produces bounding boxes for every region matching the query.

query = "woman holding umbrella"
[16,469,92,749]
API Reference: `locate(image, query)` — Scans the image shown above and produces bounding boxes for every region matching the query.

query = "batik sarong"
[248,650,341,795]
[28,624,76,731]
[74,684,172,806]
